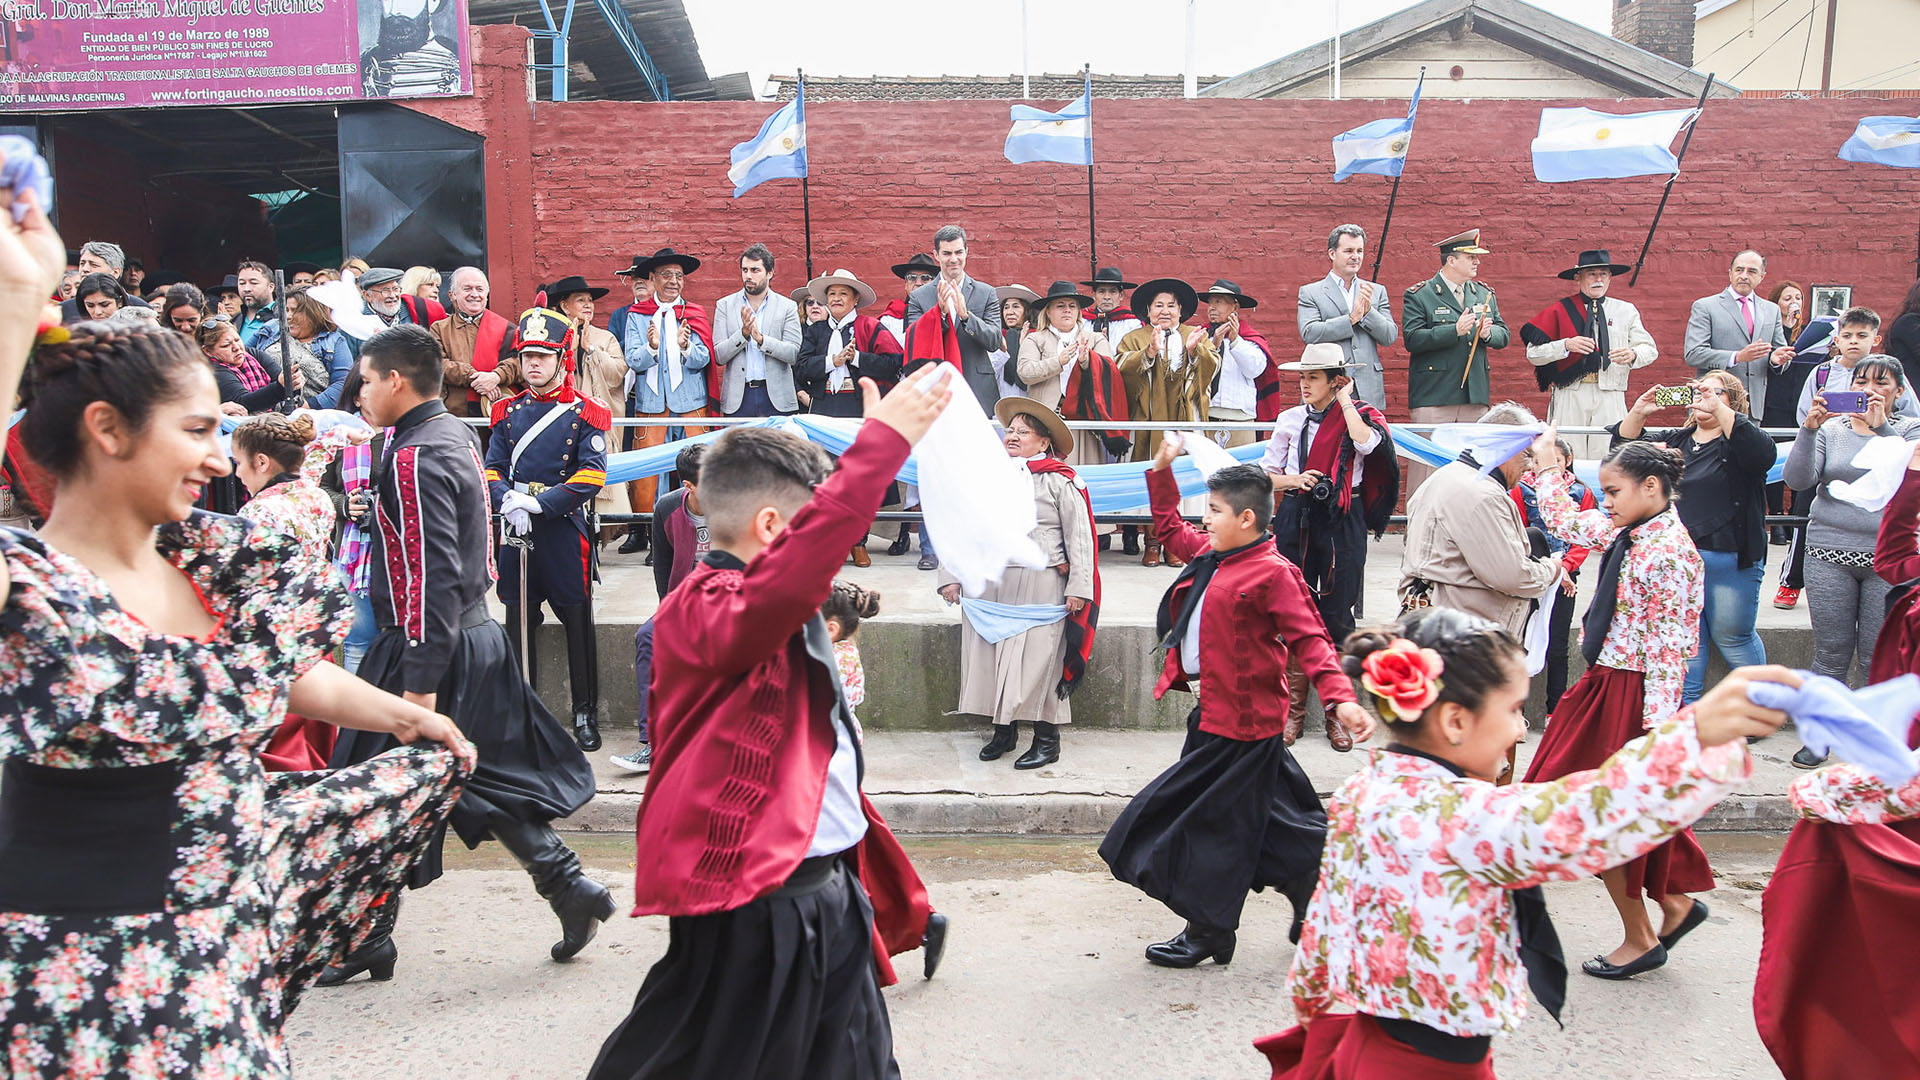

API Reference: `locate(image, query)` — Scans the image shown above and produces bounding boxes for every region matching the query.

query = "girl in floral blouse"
[1522,436,1714,981]
[1262,606,1791,1078]
[233,411,337,561]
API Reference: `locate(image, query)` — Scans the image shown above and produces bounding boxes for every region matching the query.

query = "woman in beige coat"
[939,397,1097,770]
[1117,278,1218,566]
[1016,281,1113,472]
[549,276,631,531]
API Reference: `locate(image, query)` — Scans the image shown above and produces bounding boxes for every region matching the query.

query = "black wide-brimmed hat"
[284,261,321,277]
[542,274,610,302]
[1558,248,1631,280]
[1035,280,1094,309]
[1079,266,1138,291]
[204,273,240,298]
[1129,277,1199,324]
[632,247,700,278]
[613,253,648,277]
[890,253,939,279]
[1196,278,1258,310]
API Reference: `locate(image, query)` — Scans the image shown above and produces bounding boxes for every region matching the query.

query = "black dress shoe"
[617,530,646,555]
[917,554,939,571]
[979,722,1019,761]
[1145,924,1236,968]
[887,527,913,557]
[1014,721,1059,769]
[315,936,397,986]
[1791,745,1828,769]
[1121,527,1140,556]
[1658,900,1708,952]
[549,876,617,961]
[1581,944,1667,980]
[922,912,949,979]
[572,706,602,752]
[1099,534,1112,552]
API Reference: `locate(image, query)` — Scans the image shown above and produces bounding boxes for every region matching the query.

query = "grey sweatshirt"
[1784,416,1920,551]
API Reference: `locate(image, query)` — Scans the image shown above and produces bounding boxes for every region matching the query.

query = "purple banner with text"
[0,0,469,112]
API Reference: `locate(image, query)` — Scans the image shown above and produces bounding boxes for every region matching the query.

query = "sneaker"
[1790,745,1827,770]
[1772,586,1801,610]
[608,746,652,774]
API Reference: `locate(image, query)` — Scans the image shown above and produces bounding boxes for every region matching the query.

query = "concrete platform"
[510,531,1819,731]
[564,724,1812,837]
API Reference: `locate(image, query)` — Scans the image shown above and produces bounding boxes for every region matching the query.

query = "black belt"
[460,600,490,629]
[0,758,184,915]
[769,854,841,898]
[1369,1015,1492,1064]
[746,379,768,388]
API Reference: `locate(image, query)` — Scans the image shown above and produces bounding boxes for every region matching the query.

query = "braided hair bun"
[231,411,317,471]
[1600,440,1684,500]
[822,579,882,636]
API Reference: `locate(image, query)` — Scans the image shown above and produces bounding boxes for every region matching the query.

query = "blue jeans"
[343,590,376,675]
[633,618,653,748]
[1683,548,1767,703]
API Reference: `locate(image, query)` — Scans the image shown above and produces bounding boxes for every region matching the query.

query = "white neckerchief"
[1051,325,1078,392]
[1160,326,1185,374]
[646,297,684,397]
[828,312,858,393]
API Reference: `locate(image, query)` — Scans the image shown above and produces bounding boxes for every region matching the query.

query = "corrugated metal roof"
[468,0,751,101]
[767,72,1228,102]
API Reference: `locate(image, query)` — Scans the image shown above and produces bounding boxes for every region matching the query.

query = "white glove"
[502,490,544,517]
[504,506,532,537]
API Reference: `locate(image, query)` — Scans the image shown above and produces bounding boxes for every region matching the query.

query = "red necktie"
[1740,295,1755,337]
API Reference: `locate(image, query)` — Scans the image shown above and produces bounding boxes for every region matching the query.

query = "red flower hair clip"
[1360,638,1444,721]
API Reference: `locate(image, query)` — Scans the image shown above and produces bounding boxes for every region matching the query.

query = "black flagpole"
[1084,65,1097,282]
[1368,66,1424,285]
[1628,72,1715,287]
[798,69,813,280]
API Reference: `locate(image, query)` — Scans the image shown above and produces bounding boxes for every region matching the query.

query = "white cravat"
[646,299,684,397]
[828,313,858,393]
[1162,328,1184,374]
[1051,326,1078,393]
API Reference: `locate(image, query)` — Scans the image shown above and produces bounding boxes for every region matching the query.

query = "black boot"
[1014,721,1059,770]
[1144,923,1237,968]
[492,818,616,961]
[922,912,949,979]
[1121,525,1140,556]
[617,527,646,555]
[886,522,913,557]
[979,721,1019,761]
[556,604,601,752]
[316,892,401,986]
[504,605,540,691]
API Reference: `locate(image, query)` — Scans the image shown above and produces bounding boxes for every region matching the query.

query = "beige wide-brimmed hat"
[996,283,1042,307]
[994,395,1075,457]
[808,268,876,308]
[1278,341,1357,372]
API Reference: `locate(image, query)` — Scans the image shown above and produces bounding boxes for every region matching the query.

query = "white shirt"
[826,312,859,393]
[1329,271,1361,313]
[1210,335,1269,416]
[739,293,768,382]
[1050,326,1079,395]
[1085,309,1142,350]
[1180,585,1207,678]
[806,683,868,857]
[1260,403,1382,489]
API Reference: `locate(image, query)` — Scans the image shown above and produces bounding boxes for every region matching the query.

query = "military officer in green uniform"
[1402,229,1509,494]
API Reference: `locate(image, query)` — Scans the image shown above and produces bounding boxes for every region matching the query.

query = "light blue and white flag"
[1332,79,1422,182]
[1004,78,1092,166]
[1530,106,1699,182]
[1838,115,1920,170]
[728,89,807,197]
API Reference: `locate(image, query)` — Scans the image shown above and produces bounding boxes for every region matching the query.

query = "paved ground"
[287,834,1788,1079]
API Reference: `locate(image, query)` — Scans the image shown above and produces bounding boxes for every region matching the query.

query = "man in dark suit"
[905,224,1003,410]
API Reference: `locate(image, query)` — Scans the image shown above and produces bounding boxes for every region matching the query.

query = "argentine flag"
[1530,106,1698,183]
[1839,115,1920,169]
[728,92,806,198]
[1332,81,1422,182]
[1004,81,1092,166]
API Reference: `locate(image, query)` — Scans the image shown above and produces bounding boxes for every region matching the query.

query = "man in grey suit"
[1298,223,1398,412]
[905,224,1003,410]
[713,243,804,416]
[1684,249,1796,417]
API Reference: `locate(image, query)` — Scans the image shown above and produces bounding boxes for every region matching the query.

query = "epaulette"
[490,390,528,426]
[578,395,613,431]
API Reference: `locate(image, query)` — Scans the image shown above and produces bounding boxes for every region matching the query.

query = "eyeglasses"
[904,274,933,284]
[1006,425,1039,438]
[652,270,686,283]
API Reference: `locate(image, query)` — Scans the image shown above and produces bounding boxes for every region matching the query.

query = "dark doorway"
[338,103,486,272]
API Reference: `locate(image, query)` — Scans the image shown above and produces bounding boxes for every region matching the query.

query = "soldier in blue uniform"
[486,306,613,752]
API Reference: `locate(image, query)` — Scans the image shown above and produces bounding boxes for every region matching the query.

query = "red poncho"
[1026,456,1100,696]
[903,304,962,374]
[1060,348,1132,457]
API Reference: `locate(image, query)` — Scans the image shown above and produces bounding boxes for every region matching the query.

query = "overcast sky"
[687,0,1616,95]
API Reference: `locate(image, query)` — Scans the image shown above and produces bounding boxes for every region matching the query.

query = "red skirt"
[261,713,336,772]
[1255,1015,1496,1079]
[1521,665,1713,900]
[1754,818,1920,1080]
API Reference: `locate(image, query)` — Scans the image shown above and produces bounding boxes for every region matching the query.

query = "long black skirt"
[1099,706,1327,932]
[588,858,899,1080]
[332,619,595,884]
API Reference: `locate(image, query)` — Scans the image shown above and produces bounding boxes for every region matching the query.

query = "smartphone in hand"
[1822,391,1870,414]
[1651,385,1692,408]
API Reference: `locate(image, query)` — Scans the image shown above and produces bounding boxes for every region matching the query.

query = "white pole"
[1022,0,1031,98]
[1331,0,1342,100]
[1183,0,1198,98]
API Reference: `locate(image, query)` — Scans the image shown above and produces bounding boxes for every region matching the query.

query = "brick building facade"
[413,25,1920,420]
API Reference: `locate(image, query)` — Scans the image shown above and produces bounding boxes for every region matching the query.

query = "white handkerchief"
[1829,435,1914,513]
[910,367,1046,594]
[1174,429,1238,481]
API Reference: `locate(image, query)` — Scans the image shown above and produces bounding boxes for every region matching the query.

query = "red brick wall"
[429,25,1920,420]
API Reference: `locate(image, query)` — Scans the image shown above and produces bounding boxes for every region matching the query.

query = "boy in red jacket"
[1100,435,1375,969]
[588,371,953,1080]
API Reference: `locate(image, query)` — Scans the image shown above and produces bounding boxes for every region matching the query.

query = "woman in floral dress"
[1260,606,1791,1078]
[0,288,474,1079]
[1520,436,1714,981]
